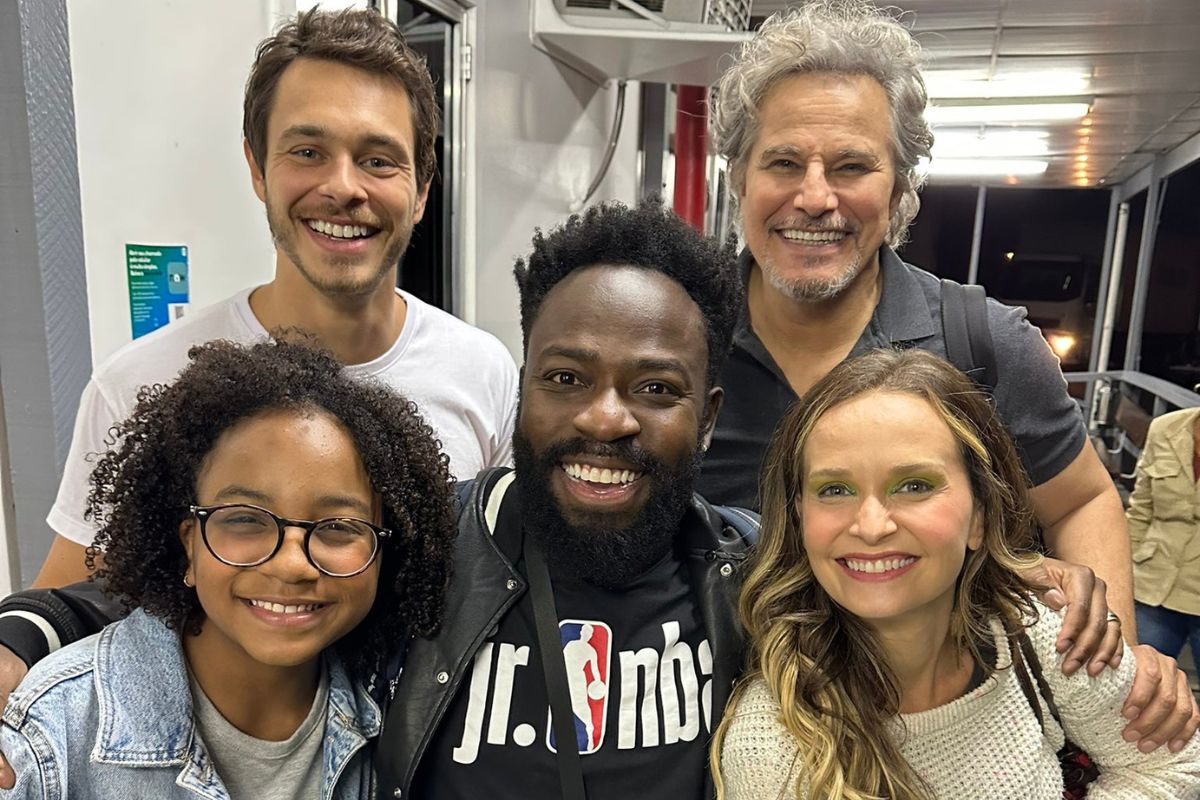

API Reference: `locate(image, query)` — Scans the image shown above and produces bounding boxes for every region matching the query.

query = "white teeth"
[561,463,642,485]
[248,599,323,614]
[307,220,373,239]
[780,229,846,244]
[843,557,915,574]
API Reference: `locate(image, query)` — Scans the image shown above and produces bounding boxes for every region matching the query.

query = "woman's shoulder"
[4,609,181,732]
[728,676,784,718]
[723,678,798,754]
[4,632,103,724]
[1016,599,1069,658]
[720,677,804,799]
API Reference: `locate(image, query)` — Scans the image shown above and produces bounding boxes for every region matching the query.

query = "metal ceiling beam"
[1117,127,1200,202]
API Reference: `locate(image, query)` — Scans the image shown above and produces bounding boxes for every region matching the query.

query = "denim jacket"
[0,608,381,800]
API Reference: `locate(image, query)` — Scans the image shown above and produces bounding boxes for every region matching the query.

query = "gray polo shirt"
[698,246,1087,510]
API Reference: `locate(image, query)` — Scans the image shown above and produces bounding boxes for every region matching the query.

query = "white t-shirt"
[48,287,518,547]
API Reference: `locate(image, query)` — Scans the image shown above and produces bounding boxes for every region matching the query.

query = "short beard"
[760,249,865,303]
[512,429,702,589]
[266,198,413,297]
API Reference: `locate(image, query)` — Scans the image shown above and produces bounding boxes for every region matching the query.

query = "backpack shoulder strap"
[713,505,760,546]
[940,278,998,394]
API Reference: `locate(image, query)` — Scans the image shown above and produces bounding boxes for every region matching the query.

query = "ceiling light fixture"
[926,102,1092,125]
[924,158,1049,177]
[931,129,1050,158]
[924,69,1091,99]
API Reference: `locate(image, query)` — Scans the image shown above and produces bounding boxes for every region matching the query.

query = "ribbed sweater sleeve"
[1024,606,1200,799]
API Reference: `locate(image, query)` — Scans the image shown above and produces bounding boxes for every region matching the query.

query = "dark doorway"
[395,2,454,311]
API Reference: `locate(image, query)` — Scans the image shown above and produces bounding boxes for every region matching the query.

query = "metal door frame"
[380,0,479,322]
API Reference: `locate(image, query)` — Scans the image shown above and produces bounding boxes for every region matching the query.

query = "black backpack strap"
[713,504,760,546]
[940,279,998,394]
[524,535,589,800]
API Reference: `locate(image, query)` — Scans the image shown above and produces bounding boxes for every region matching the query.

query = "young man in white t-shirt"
[34,9,518,589]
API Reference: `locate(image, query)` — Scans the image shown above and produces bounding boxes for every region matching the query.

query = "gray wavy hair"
[713,0,934,248]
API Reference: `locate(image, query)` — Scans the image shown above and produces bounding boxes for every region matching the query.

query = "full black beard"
[512,429,702,589]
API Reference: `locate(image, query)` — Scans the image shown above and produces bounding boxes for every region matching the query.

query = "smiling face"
[798,391,983,631]
[246,57,430,298]
[515,265,722,586]
[738,72,900,303]
[180,408,381,671]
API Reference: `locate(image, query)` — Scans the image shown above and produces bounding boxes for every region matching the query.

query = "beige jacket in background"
[1127,406,1200,613]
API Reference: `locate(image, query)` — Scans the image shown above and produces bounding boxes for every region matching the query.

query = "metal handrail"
[1065,370,1200,410]
[1064,370,1200,490]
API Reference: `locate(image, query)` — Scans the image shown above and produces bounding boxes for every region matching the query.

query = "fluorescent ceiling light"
[926,103,1091,125]
[924,158,1049,177]
[931,129,1051,158]
[924,69,1091,99]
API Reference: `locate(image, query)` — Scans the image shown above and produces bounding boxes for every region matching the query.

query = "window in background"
[900,185,978,283]
[1139,162,1200,390]
[974,187,1110,372]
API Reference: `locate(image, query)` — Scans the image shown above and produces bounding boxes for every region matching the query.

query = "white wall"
[0,402,15,595]
[68,0,293,365]
[469,0,641,358]
[67,0,640,364]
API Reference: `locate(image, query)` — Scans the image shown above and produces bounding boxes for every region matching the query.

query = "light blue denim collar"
[91,609,381,767]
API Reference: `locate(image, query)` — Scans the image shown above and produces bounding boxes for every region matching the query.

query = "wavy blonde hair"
[712,349,1045,800]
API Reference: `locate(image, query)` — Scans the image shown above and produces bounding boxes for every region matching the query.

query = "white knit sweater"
[719,604,1200,799]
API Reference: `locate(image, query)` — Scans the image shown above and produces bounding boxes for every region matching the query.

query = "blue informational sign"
[126,244,190,339]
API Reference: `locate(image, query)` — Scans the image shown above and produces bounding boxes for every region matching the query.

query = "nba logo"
[547,619,612,755]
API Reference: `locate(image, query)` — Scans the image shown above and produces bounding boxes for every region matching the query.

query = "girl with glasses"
[0,338,456,799]
[713,348,1200,800]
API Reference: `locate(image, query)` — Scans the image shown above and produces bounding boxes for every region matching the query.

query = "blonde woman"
[713,349,1200,800]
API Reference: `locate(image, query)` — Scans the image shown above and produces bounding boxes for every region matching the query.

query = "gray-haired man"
[696,0,1198,751]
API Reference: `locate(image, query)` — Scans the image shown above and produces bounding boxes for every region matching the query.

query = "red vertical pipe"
[673,85,708,232]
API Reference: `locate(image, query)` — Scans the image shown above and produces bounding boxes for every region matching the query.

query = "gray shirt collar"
[736,244,938,358]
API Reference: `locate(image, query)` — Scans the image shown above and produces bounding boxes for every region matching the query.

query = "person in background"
[715,349,1200,800]
[0,339,457,799]
[701,0,1147,687]
[1127,407,1200,664]
[32,6,517,592]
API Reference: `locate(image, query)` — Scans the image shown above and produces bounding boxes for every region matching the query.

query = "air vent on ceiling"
[556,0,703,24]
[564,0,667,11]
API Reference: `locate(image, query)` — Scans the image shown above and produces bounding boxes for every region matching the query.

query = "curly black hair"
[513,199,743,387]
[86,337,457,676]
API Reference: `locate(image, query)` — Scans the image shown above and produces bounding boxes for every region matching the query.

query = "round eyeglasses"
[189,504,391,578]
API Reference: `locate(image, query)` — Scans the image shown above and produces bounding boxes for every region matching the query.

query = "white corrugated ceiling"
[750,0,1200,187]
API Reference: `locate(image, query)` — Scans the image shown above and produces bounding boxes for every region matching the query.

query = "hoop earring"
[183,573,194,588]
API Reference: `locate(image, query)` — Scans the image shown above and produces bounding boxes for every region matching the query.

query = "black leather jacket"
[375,468,756,800]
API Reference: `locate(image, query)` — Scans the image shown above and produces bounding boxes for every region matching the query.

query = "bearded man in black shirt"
[389,200,749,799]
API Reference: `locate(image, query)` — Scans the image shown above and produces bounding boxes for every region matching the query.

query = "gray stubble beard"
[759,248,866,303]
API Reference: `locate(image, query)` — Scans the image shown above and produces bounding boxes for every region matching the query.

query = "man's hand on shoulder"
[1120,645,1200,753]
[1030,557,1200,751]
[1026,556,1122,672]
[0,643,29,788]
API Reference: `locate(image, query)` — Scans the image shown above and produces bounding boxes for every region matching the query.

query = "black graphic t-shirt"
[412,496,710,800]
